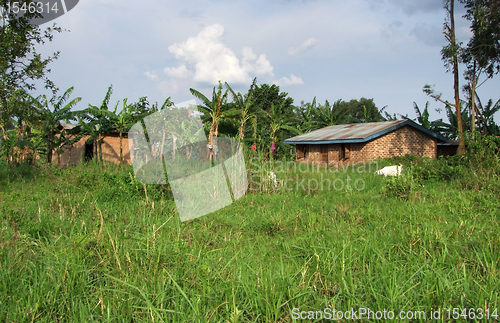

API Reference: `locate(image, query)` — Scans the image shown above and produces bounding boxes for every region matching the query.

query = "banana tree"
[296,97,319,134]
[190,82,229,144]
[0,129,33,165]
[225,79,258,143]
[431,101,470,140]
[413,101,431,129]
[475,96,500,135]
[317,99,355,127]
[266,101,300,161]
[30,86,82,164]
[108,98,143,164]
[190,82,231,160]
[82,85,114,162]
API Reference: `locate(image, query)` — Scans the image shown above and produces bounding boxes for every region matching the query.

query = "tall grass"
[0,149,499,322]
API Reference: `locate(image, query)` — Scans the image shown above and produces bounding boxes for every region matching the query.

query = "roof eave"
[284,138,367,145]
[402,119,449,142]
[284,119,449,144]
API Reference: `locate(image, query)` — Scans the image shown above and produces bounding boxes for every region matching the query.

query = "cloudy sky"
[33,0,499,124]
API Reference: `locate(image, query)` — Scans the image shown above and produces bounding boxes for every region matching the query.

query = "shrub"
[465,134,500,170]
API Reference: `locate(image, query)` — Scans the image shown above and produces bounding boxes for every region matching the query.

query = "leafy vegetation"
[1,137,499,321]
[1,1,500,321]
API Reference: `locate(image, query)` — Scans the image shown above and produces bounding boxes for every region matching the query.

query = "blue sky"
[34,0,500,124]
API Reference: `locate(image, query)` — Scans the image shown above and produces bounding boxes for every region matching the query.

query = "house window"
[340,143,350,160]
[321,145,328,164]
[296,145,304,159]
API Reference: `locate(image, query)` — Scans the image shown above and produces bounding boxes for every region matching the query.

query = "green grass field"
[0,152,499,322]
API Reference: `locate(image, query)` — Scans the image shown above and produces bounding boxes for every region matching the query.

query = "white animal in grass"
[375,164,402,177]
[269,171,278,186]
[267,171,283,189]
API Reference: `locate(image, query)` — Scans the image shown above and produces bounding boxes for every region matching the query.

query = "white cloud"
[274,74,304,86]
[157,80,176,97]
[164,65,192,78]
[410,22,444,47]
[365,0,443,16]
[288,37,319,56]
[144,71,159,82]
[241,47,274,78]
[381,21,403,40]
[166,24,273,85]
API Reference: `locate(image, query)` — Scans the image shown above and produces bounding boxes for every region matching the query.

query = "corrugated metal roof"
[284,120,448,144]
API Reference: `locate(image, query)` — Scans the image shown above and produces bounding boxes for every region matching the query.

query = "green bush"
[465,134,500,169]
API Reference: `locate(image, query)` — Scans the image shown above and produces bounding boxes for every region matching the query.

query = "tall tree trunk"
[208,122,215,161]
[98,134,103,163]
[0,97,8,140]
[470,80,477,134]
[0,124,7,140]
[213,117,220,138]
[270,130,276,162]
[47,139,53,164]
[68,145,72,167]
[94,138,98,162]
[119,131,123,164]
[239,115,245,141]
[450,0,465,154]
[214,96,222,139]
[160,130,166,159]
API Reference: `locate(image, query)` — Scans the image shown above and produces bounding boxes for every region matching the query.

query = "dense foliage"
[1,1,500,321]
[1,138,499,321]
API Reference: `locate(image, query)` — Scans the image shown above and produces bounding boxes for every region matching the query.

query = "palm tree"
[190,82,230,159]
[315,99,354,128]
[431,101,470,140]
[265,100,300,161]
[225,79,258,143]
[295,97,319,134]
[30,86,82,164]
[413,101,431,129]
[82,85,115,162]
[108,98,141,164]
[0,129,33,165]
[150,96,174,113]
[475,96,500,135]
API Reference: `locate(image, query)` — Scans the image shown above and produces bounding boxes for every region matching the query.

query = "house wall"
[361,125,436,160]
[100,135,132,164]
[52,134,132,166]
[51,135,88,166]
[296,126,437,166]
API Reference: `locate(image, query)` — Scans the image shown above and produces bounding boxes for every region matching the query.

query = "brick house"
[283,120,449,166]
[52,123,132,166]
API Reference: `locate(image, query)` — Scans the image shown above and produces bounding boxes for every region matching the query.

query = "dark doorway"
[84,142,94,161]
[321,145,328,165]
[340,143,350,160]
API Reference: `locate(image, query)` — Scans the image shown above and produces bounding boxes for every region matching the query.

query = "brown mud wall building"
[295,125,437,166]
[52,133,131,166]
